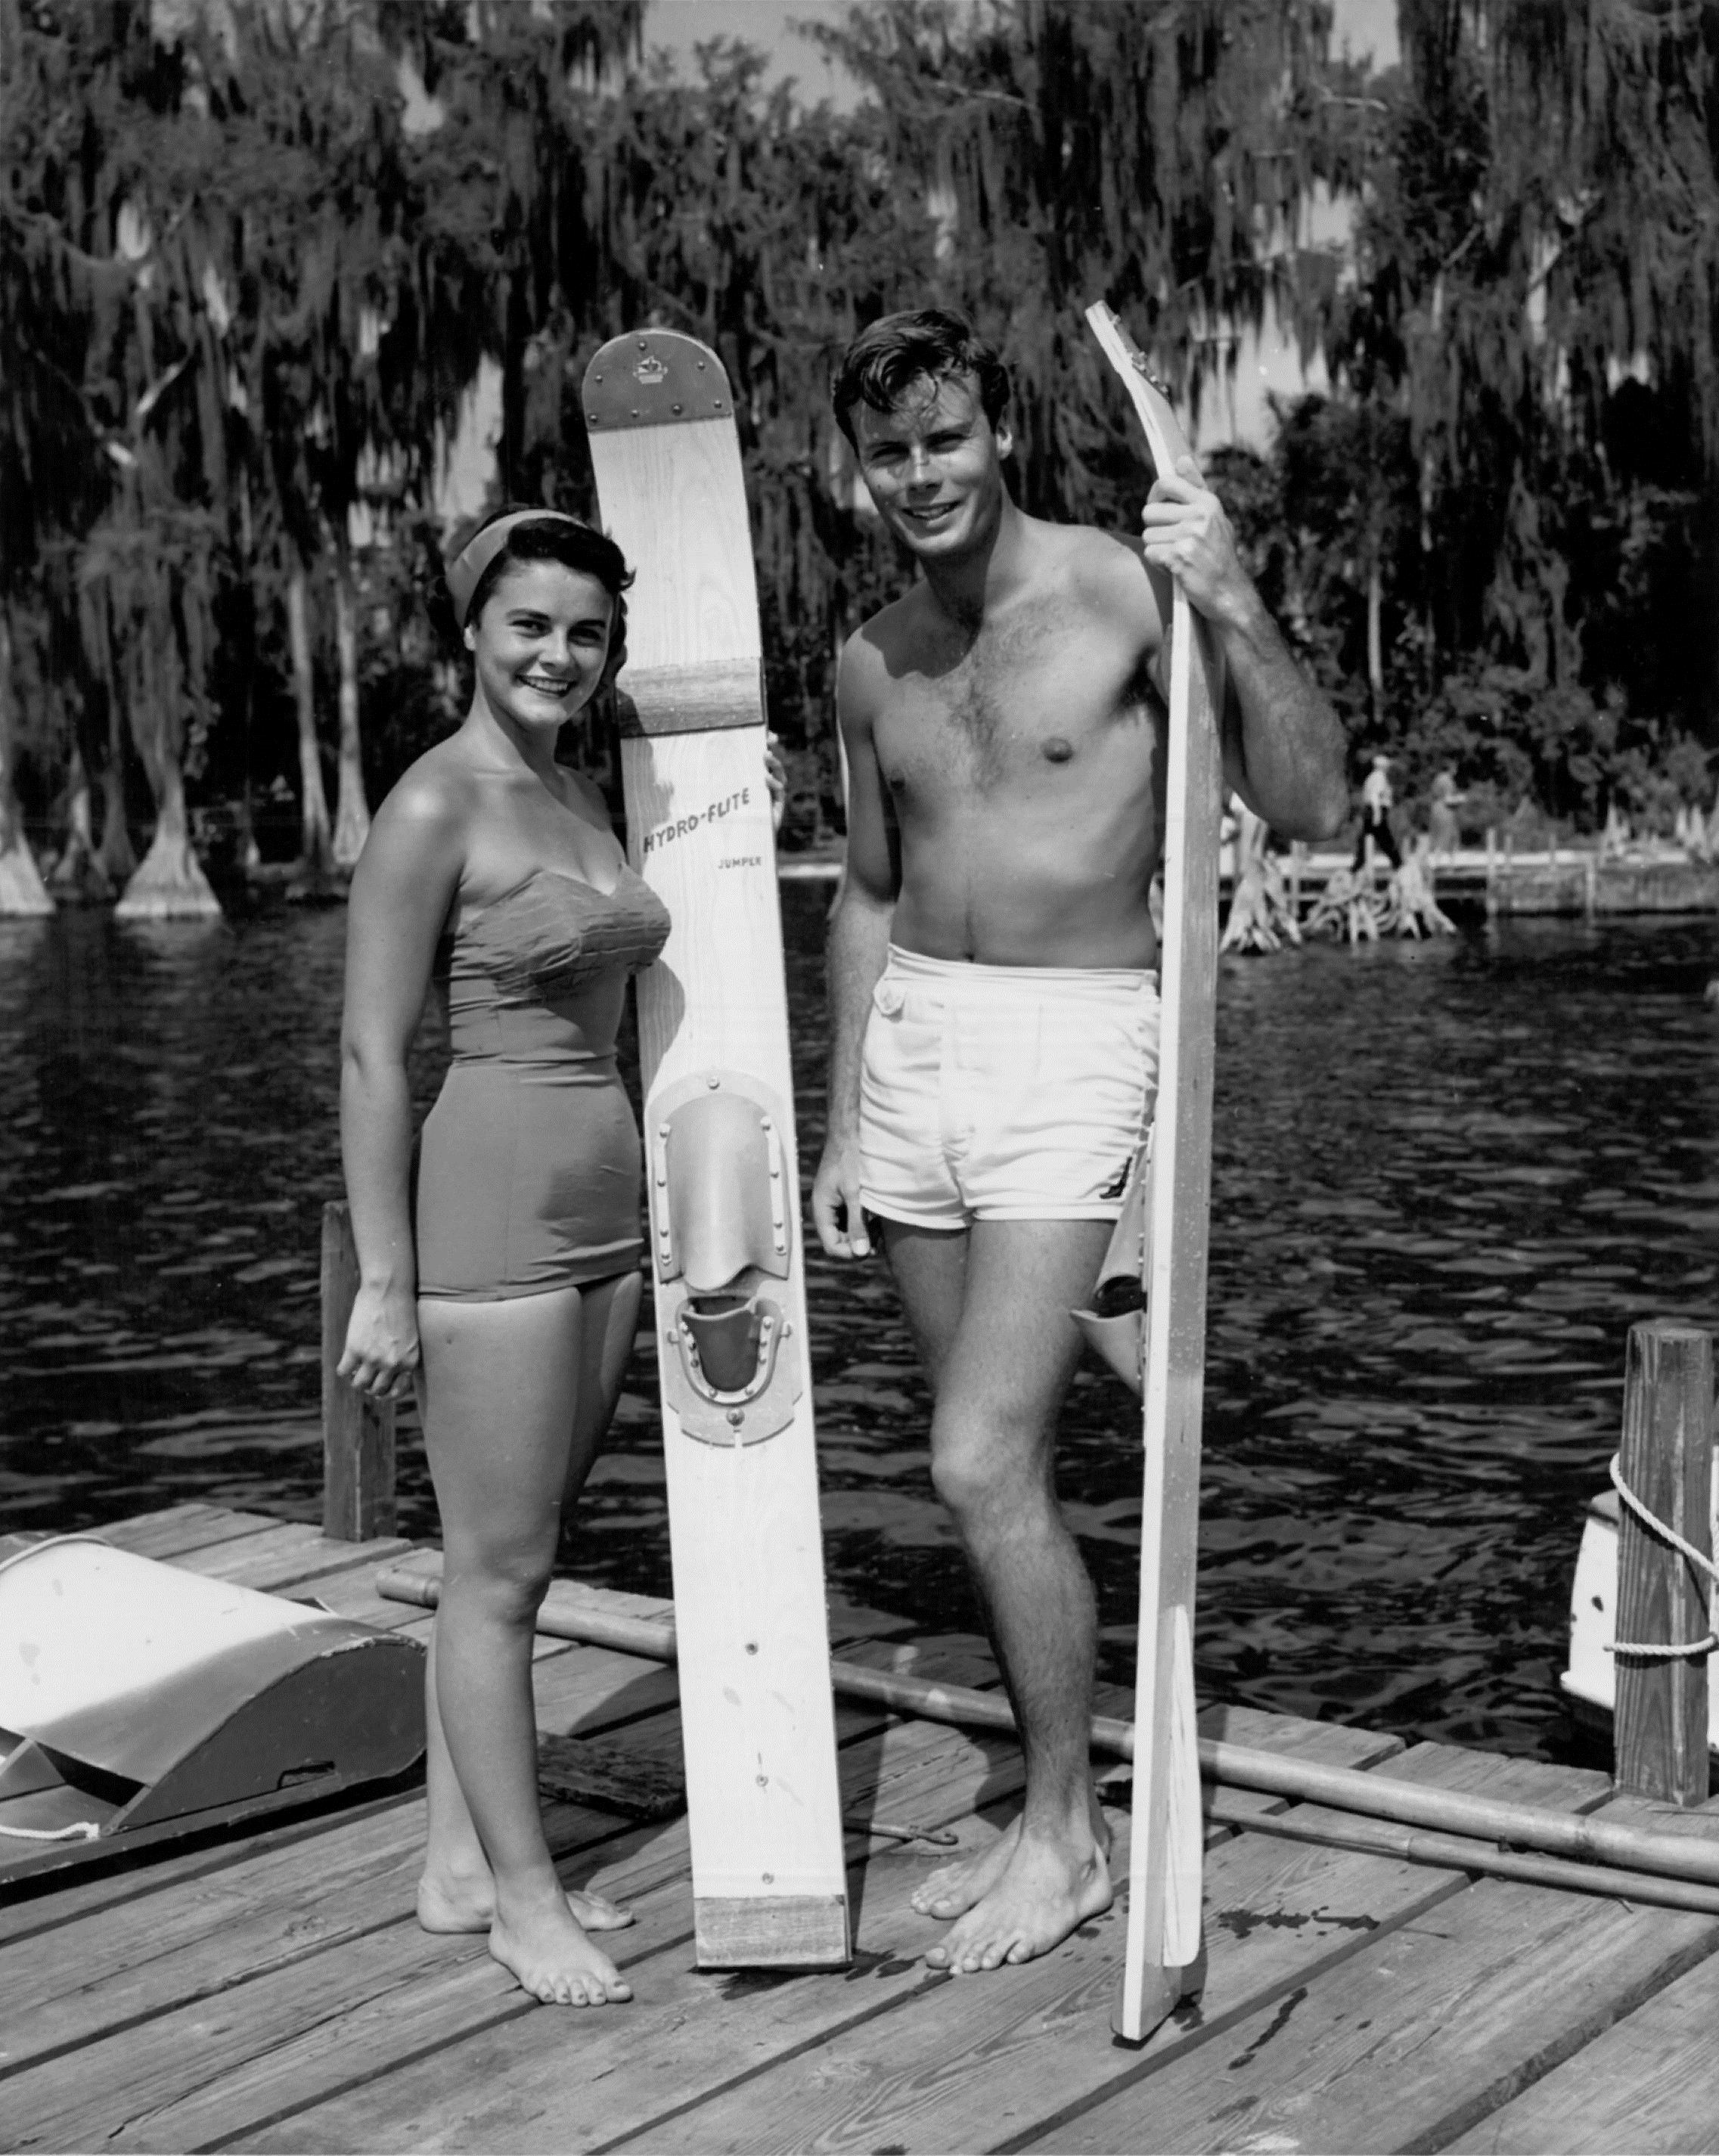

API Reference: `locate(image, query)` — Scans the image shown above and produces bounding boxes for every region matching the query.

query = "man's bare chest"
[877,610,1158,796]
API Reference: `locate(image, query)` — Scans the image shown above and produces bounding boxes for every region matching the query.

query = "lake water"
[3,890,1717,1761]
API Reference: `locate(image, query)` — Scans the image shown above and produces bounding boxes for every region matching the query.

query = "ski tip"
[1084,301,1171,396]
[583,329,734,434]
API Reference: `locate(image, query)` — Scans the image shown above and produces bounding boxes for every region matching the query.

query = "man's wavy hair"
[832,308,1012,451]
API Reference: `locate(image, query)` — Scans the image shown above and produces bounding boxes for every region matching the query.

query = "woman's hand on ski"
[765,732,787,833]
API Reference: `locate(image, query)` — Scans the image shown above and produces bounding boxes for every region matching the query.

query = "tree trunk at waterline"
[0,609,54,917]
[114,619,220,921]
[330,561,371,871]
[289,561,334,876]
[115,754,221,919]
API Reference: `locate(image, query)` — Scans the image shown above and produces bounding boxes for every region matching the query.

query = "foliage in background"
[2,0,1717,883]
[1296,0,1719,829]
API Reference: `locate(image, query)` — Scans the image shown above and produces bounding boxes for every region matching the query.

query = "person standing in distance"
[1353,750,1402,869]
[811,309,1347,1974]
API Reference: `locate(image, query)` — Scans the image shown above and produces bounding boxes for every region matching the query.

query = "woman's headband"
[445,510,586,629]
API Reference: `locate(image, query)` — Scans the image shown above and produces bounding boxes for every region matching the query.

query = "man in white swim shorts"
[811,309,1347,1977]
[858,948,1160,1229]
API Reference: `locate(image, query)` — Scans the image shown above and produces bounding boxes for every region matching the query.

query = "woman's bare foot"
[488,1885,634,2007]
[922,1828,1112,1974]
[417,1869,633,1936]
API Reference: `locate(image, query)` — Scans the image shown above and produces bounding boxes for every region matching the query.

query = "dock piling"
[320,1199,397,1541]
[1613,1318,1714,1806]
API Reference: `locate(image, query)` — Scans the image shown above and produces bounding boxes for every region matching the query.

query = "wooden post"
[1614,1320,1713,1806]
[321,1199,397,1541]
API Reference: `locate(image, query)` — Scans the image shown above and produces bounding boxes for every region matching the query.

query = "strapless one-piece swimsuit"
[414,864,671,1300]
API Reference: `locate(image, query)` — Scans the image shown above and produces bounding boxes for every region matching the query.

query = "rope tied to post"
[1606,1452,1719,1657]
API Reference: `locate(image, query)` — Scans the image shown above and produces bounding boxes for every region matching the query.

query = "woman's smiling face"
[466,559,616,734]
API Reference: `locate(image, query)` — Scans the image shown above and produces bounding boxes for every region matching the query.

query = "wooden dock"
[6,1503,1719,2151]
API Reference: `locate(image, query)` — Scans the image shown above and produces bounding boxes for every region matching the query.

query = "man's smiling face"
[852,371,1013,563]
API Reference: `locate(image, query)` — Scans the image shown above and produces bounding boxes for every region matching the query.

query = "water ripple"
[3,901,1717,1760]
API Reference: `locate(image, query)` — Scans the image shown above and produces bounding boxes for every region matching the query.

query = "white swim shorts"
[857,945,1160,1230]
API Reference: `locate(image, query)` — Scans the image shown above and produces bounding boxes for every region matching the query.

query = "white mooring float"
[1562,1487,1719,1755]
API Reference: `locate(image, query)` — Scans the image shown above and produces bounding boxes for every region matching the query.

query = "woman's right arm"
[337,777,464,1399]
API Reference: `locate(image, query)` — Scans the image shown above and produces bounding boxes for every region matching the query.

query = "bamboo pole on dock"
[1202,1788,1719,1916]
[321,1200,396,1542]
[377,1566,1719,1893]
[1613,1320,1714,1807]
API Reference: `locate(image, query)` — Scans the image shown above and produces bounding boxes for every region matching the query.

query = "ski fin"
[1072,1131,1154,1395]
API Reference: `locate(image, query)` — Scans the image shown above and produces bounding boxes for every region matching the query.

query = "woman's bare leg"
[417,1272,643,1944]
[412,1279,634,2006]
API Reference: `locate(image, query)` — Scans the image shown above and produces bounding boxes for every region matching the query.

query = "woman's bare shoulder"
[373,736,479,842]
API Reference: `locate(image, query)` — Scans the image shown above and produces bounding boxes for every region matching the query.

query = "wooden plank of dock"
[0,1698,1018,2150]
[1058,1790,1719,2155]
[0,1521,1007,2153]
[582,1748,1612,2156]
[98,1503,290,1561]
[91,1715,1025,2154]
[7,1503,1719,2155]
[1442,1942,1719,2154]
[246,1713,1406,2156]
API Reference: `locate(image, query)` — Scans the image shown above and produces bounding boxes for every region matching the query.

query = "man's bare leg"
[886,1216,1115,1971]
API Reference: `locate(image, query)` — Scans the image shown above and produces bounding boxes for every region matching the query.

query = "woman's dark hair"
[832,308,1012,449]
[450,504,634,678]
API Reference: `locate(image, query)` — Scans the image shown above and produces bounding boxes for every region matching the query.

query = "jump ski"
[1084,300,1224,2043]
[582,330,849,1969]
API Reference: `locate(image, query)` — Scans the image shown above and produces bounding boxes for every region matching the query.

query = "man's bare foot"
[921,1828,1112,1973]
[488,1888,633,2007]
[911,1816,1020,1922]
[417,1870,633,1936]
[911,1798,1109,1923]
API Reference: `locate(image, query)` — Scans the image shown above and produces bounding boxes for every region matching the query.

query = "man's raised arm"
[1142,454,1348,842]
[811,642,898,1261]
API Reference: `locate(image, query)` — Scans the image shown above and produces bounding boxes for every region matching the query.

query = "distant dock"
[782,841,1719,917]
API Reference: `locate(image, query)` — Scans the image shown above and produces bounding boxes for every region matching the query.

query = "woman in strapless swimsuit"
[337,508,667,2009]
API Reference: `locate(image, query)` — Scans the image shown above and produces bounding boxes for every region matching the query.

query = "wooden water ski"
[1086,300,1224,2043]
[582,329,849,1968]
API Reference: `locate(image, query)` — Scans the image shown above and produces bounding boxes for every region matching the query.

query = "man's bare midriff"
[871,575,1166,972]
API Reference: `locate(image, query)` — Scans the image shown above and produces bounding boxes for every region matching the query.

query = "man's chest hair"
[880,655,1162,798]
